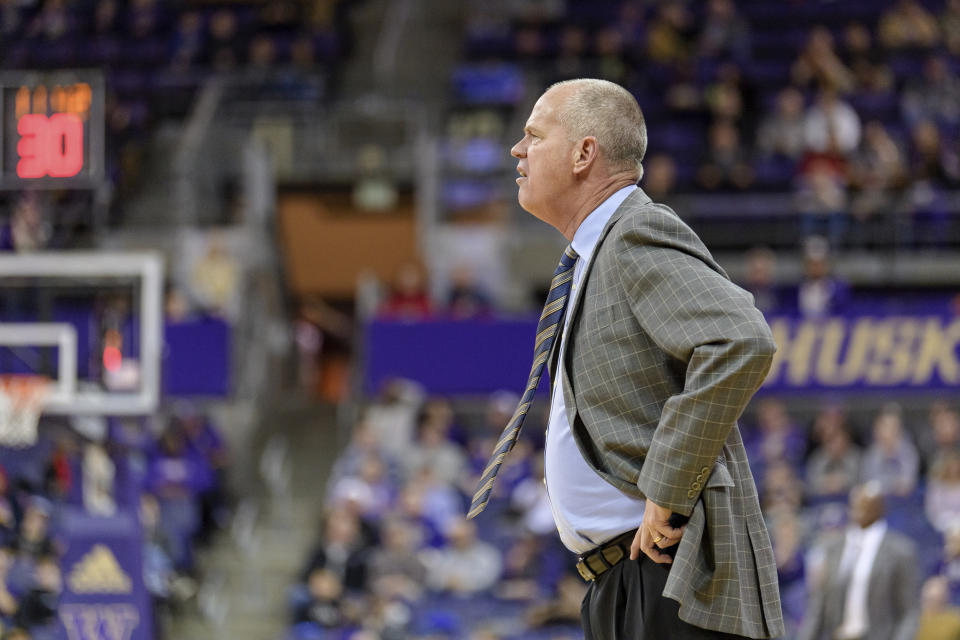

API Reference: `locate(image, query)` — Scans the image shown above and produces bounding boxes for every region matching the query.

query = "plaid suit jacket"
[550,188,784,639]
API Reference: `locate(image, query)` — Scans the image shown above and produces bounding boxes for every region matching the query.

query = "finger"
[642,527,673,564]
[643,540,674,564]
[654,523,685,542]
[630,528,644,560]
[651,529,679,549]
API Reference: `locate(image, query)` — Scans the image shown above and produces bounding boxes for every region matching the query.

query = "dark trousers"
[580,553,748,640]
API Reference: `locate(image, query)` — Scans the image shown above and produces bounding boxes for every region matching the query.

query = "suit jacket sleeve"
[613,216,777,515]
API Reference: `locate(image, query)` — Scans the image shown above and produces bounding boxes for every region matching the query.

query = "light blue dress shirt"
[544,185,646,555]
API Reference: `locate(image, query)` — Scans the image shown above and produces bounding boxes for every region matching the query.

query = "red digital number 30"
[16,113,84,179]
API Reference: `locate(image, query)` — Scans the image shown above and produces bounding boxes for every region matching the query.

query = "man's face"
[511,88,577,223]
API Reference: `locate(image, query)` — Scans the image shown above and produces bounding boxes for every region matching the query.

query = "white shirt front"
[836,519,887,639]
[544,185,646,555]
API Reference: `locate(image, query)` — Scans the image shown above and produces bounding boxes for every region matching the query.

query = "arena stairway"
[165,398,343,640]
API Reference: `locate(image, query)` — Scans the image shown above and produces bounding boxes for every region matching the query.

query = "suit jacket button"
[696,474,704,482]
[687,489,696,499]
[691,481,702,491]
[701,466,710,475]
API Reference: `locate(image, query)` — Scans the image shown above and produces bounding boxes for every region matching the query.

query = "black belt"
[576,529,637,582]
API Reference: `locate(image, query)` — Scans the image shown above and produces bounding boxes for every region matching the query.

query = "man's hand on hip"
[631,498,685,564]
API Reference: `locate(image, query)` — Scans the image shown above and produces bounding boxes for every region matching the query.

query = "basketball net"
[0,375,48,448]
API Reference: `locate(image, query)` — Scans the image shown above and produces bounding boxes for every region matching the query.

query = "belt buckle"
[576,557,596,582]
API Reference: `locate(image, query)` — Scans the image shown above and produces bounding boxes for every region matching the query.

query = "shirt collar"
[571,185,637,262]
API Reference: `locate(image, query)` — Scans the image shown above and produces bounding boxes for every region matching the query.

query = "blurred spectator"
[510,457,554,537]
[760,460,804,516]
[146,423,205,570]
[795,237,850,318]
[128,0,160,40]
[368,517,427,601]
[141,493,177,607]
[0,546,18,619]
[757,87,807,160]
[593,27,629,86]
[807,412,861,497]
[553,26,589,81]
[206,9,242,72]
[698,0,750,61]
[843,22,894,95]
[804,87,861,155]
[446,265,493,319]
[877,0,941,50]
[248,34,278,70]
[901,56,960,130]
[302,507,371,593]
[169,11,204,71]
[927,451,960,534]
[2,194,51,253]
[860,405,919,496]
[791,27,855,92]
[13,555,61,634]
[742,246,784,314]
[525,574,586,627]
[848,121,906,233]
[191,234,239,319]
[704,62,757,132]
[920,403,960,470]
[91,0,119,36]
[15,499,55,560]
[916,576,960,640]
[289,34,317,73]
[27,0,72,41]
[363,379,423,458]
[769,511,805,602]
[798,483,919,640]
[909,120,960,187]
[641,153,677,201]
[745,398,806,476]
[422,519,502,595]
[696,120,755,191]
[646,1,694,66]
[329,453,394,521]
[294,568,345,628]
[403,400,465,484]
[81,442,116,516]
[944,0,960,56]
[331,421,399,488]
[352,145,398,213]
[379,263,433,319]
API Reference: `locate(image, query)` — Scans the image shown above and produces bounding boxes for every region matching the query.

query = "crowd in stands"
[0,405,228,639]
[286,379,960,640]
[448,0,960,249]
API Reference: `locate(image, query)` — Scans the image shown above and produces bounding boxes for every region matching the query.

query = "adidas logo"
[67,545,132,594]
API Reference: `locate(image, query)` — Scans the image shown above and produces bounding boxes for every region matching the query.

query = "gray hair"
[548,78,647,179]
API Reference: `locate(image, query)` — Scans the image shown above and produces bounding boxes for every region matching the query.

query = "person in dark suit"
[798,483,919,640]
[468,78,783,639]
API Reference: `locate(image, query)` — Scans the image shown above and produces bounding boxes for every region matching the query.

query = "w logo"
[60,604,140,640]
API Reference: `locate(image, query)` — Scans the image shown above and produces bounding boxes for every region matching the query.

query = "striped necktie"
[468,245,579,519]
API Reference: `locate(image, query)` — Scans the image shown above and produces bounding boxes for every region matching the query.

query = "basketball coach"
[468,79,784,640]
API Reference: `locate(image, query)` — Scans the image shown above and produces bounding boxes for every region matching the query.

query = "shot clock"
[0,71,105,190]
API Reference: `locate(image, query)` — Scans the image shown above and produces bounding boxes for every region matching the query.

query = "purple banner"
[763,314,960,392]
[56,508,153,640]
[364,313,960,396]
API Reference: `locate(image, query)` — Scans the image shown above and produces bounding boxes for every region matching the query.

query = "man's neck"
[558,176,638,242]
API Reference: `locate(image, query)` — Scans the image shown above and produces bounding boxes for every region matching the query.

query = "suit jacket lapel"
[547,187,653,384]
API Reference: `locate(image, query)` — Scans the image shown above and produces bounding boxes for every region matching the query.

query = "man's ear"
[572,136,599,175]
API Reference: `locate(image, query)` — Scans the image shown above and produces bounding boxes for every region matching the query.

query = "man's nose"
[511,140,525,158]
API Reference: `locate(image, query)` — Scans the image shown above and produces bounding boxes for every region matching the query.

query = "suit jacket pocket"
[705,461,735,489]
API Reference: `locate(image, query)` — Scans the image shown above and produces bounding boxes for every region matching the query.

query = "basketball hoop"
[0,375,49,448]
